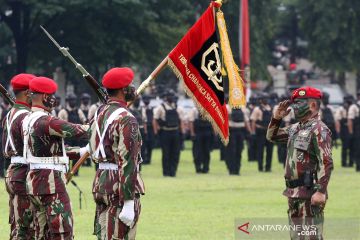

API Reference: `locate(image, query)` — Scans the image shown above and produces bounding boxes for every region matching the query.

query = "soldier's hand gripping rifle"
[0,84,15,106]
[40,26,108,104]
[40,26,108,183]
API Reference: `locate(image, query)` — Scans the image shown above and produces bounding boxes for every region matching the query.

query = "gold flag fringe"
[168,58,229,145]
[216,10,246,108]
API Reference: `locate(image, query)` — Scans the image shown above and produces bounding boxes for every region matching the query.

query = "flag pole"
[127,57,168,107]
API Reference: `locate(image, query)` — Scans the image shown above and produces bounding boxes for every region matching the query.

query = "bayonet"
[40,25,108,103]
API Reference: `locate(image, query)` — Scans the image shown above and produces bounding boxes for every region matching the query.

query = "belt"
[285,179,305,188]
[27,156,69,165]
[285,171,314,189]
[161,126,179,131]
[98,162,118,170]
[30,163,67,173]
[11,156,27,164]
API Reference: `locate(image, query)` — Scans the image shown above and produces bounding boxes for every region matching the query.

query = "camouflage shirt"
[2,102,30,194]
[89,100,144,203]
[267,114,333,199]
[26,106,89,195]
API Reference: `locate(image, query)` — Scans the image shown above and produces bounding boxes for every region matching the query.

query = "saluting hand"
[274,100,291,120]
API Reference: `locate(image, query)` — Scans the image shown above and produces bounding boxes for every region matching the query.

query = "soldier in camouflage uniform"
[0,99,12,177]
[88,68,144,240]
[3,73,36,240]
[267,86,333,239]
[25,77,89,240]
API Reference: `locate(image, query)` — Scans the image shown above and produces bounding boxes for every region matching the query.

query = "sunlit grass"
[0,142,358,239]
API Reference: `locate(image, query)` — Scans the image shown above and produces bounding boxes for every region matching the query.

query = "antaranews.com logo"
[235,218,359,240]
[238,221,317,236]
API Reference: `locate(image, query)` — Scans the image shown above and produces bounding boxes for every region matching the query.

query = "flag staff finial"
[214,0,223,7]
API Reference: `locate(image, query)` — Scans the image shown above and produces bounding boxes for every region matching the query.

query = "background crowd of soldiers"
[1,87,360,178]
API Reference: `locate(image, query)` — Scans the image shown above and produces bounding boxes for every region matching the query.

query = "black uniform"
[156,101,181,177]
[59,94,86,174]
[340,107,351,167]
[247,98,257,162]
[225,108,247,175]
[350,103,360,171]
[192,109,213,173]
[321,93,337,142]
[142,97,154,164]
[253,103,273,172]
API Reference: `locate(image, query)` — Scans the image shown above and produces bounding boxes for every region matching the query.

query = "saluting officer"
[267,86,333,239]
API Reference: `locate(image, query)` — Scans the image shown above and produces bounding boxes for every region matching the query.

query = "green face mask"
[292,99,311,120]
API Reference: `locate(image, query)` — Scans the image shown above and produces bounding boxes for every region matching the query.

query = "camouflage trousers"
[93,193,141,240]
[288,198,325,240]
[29,192,73,240]
[6,179,35,240]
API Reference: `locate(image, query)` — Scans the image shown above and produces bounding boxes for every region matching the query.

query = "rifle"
[40,26,108,104]
[0,84,15,106]
[40,26,110,183]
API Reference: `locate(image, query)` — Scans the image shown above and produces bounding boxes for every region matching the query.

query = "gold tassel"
[216,10,246,108]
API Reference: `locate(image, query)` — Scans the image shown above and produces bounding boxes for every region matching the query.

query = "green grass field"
[0,142,359,239]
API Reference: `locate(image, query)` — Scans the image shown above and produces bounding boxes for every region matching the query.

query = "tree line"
[0,0,358,91]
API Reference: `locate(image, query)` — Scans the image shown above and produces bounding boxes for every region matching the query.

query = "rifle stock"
[66,151,91,184]
[83,75,108,103]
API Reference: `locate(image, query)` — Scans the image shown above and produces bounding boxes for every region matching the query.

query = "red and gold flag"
[168,2,229,144]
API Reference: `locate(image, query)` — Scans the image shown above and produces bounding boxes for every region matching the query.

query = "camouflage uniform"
[88,100,145,240]
[25,106,89,240]
[267,114,333,239]
[2,102,34,240]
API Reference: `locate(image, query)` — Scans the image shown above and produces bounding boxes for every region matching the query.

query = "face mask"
[43,94,57,109]
[167,97,174,103]
[292,99,311,120]
[82,99,90,105]
[124,85,136,102]
[68,100,77,108]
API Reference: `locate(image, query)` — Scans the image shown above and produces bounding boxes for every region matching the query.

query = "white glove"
[118,200,135,227]
[79,144,90,157]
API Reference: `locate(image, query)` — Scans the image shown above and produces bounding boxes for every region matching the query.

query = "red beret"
[289,63,297,71]
[291,86,322,102]
[102,67,134,89]
[10,73,36,91]
[29,77,58,94]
